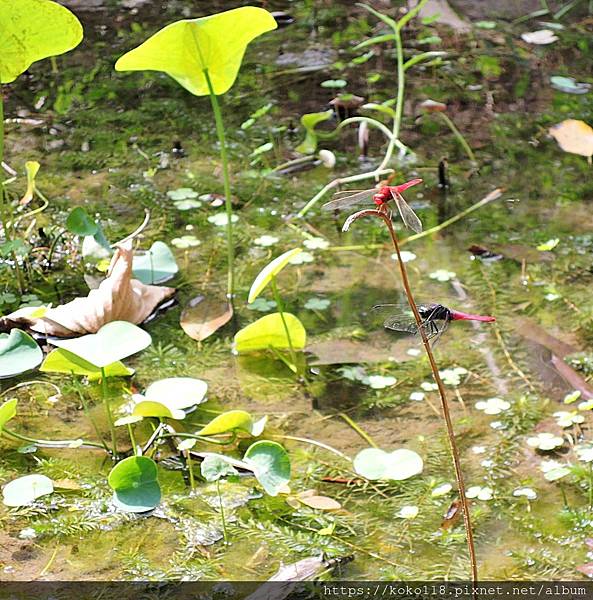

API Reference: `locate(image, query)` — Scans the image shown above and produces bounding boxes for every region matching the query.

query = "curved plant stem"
[2,427,105,450]
[273,434,352,462]
[436,113,476,163]
[349,206,478,583]
[203,68,234,302]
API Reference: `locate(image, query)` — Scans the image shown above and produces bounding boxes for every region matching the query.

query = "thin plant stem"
[100,367,118,457]
[589,461,592,509]
[187,451,195,491]
[2,427,105,450]
[338,412,377,448]
[203,68,234,302]
[217,479,228,544]
[436,113,476,163]
[272,434,352,462]
[73,379,109,453]
[349,207,478,583]
[270,275,297,371]
[127,424,137,454]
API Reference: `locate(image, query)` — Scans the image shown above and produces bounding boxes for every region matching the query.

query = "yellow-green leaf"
[115,7,277,96]
[132,400,185,420]
[234,312,306,353]
[198,410,253,436]
[40,348,133,381]
[248,248,302,304]
[0,0,83,84]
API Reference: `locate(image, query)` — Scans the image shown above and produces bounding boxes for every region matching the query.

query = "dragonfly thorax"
[418,304,450,321]
[372,187,392,206]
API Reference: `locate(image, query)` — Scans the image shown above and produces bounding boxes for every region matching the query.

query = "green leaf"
[353,33,396,50]
[20,161,40,204]
[243,440,290,496]
[132,241,178,285]
[132,400,185,420]
[144,377,208,410]
[0,398,17,433]
[40,348,133,380]
[234,312,306,353]
[0,0,83,84]
[200,454,238,482]
[115,7,277,96]
[296,110,333,154]
[357,2,397,30]
[198,410,265,436]
[248,248,302,304]
[2,474,54,507]
[0,329,43,379]
[353,448,423,481]
[50,321,151,368]
[108,456,161,513]
[66,207,98,236]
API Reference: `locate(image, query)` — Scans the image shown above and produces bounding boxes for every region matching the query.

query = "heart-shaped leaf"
[115,7,277,96]
[144,377,208,411]
[0,329,43,378]
[198,410,266,437]
[248,248,302,304]
[234,312,306,353]
[0,398,17,433]
[50,321,151,368]
[243,440,290,496]
[40,348,134,380]
[353,448,423,481]
[2,474,54,507]
[66,207,98,236]
[108,456,161,513]
[0,0,83,84]
[296,110,333,154]
[200,454,238,482]
[132,241,178,284]
[180,295,233,341]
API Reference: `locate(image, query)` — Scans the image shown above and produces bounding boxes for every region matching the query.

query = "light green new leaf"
[40,348,133,381]
[296,110,333,154]
[248,248,302,304]
[353,448,423,481]
[115,7,277,96]
[0,0,83,84]
[199,409,259,436]
[0,329,43,379]
[132,400,185,420]
[50,321,151,368]
[234,313,306,353]
[0,398,17,433]
[200,454,238,482]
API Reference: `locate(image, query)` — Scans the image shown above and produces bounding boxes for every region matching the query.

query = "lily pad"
[248,248,302,303]
[132,241,178,284]
[0,398,17,433]
[234,312,307,353]
[40,348,134,380]
[243,440,290,496]
[199,410,267,437]
[144,377,208,410]
[550,76,591,95]
[200,454,238,482]
[2,474,54,507]
[0,0,83,84]
[353,448,423,481]
[108,456,161,513]
[50,321,151,368]
[115,7,277,96]
[166,188,198,201]
[0,329,43,379]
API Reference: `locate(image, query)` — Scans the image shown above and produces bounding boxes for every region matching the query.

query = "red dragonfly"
[373,302,495,343]
[322,178,423,233]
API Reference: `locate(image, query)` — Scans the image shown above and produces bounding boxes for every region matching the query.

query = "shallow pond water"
[1,0,593,584]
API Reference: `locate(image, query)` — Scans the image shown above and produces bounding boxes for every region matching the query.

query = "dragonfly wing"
[391,190,423,233]
[322,189,374,211]
[382,316,420,334]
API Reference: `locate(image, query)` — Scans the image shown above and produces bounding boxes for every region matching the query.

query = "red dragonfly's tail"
[449,309,496,322]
